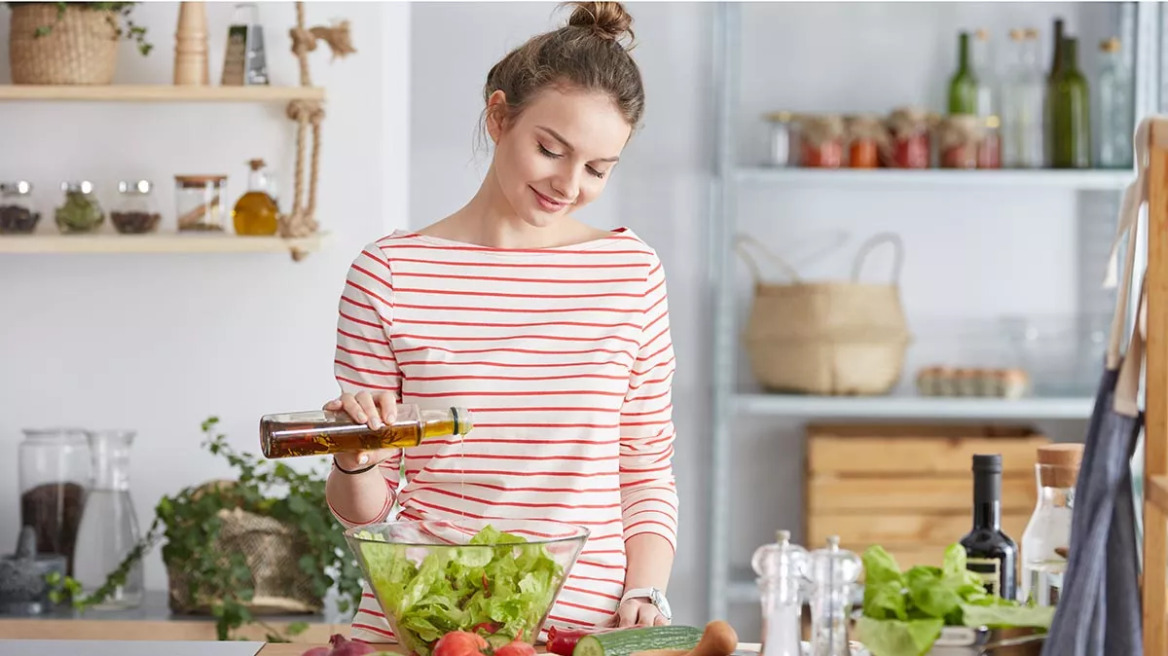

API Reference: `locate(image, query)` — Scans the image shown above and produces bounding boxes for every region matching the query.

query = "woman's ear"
[486,90,509,143]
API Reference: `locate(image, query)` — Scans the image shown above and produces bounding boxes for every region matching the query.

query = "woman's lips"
[531,186,569,212]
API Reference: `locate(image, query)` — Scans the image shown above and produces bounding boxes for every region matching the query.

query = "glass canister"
[807,536,862,656]
[0,181,41,234]
[938,115,984,169]
[797,115,845,168]
[763,111,796,167]
[18,428,91,576]
[111,180,162,235]
[1020,443,1083,607]
[174,174,228,232]
[752,529,809,656]
[885,107,933,169]
[55,181,105,234]
[845,114,886,169]
[73,430,144,609]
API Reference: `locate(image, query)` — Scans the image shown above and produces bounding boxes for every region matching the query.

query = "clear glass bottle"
[73,430,144,609]
[1020,444,1082,606]
[807,536,861,656]
[0,180,41,234]
[1095,37,1134,169]
[55,181,105,234]
[18,428,91,576]
[111,180,162,235]
[232,158,280,235]
[1000,29,1045,168]
[763,112,795,167]
[971,28,997,119]
[752,530,809,656]
[260,405,474,459]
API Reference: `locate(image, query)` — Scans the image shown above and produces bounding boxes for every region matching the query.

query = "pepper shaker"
[751,529,809,656]
[807,536,862,656]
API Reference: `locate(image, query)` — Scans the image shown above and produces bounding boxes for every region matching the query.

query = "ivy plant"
[48,417,364,642]
[7,2,153,55]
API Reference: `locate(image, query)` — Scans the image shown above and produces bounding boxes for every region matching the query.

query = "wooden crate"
[805,423,1049,571]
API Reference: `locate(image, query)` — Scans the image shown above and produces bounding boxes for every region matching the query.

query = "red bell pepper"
[546,627,619,656]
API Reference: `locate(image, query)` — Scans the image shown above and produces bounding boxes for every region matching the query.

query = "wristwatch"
[620,587,672,622]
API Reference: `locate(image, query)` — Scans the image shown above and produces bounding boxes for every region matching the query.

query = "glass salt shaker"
[807,536,862,656]
[752,529,809,656]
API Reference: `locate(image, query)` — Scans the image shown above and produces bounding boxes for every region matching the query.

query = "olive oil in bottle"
[260,405,473,459]
[232,158,279,236]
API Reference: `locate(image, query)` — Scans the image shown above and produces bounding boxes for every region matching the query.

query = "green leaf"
[856,617,944,656]
[862,545,905,586]
[959,600,1056,630]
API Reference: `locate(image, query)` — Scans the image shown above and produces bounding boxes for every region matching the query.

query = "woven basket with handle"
[735,233,912,396]
[166,505,323,616]
[9,3,119,85]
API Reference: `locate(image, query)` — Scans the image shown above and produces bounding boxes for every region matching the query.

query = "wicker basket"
[166,505,323,616]
[9,3,119,85]
[736,233,911,396]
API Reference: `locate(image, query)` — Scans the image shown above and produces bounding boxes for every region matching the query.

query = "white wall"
[0,0,410,596]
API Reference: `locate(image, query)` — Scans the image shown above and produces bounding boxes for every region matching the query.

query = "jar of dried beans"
[845,115,887,169]
[112,180,162,234]
[938,115,984,169]
[797,115,844,168]
[0,181,41,234]
[885,107,933,169]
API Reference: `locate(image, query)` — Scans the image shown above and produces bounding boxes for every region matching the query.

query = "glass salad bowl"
[345,519,590,656]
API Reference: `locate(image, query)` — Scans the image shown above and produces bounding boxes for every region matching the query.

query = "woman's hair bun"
[566,1,634,44]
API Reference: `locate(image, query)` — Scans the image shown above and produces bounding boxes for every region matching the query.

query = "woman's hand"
[611,598,668,628]
[325,391,398,471]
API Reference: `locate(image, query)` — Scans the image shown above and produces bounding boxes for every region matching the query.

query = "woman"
[324,1,678,643]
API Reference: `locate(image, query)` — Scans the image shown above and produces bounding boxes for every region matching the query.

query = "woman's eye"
[538,144,562,159]
[587,166,606,179]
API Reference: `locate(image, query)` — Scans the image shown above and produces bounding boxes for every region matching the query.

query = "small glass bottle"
[1000,29,1046,168]
[971,28,997,120]
[752,530,809,656]
[0,180,41,234]
[111,180,162,235]
[1095,37,1134,169]
[18,428,91,576]
[232,158,280,235]
[978,115,1002,169]
[73,430,144,609]
[763,112,795,167]
[1047,37,1091,169]
[260,405,474,459]
[807,536,861,656]
[948,31,979,115]
[55,181,105,234]
[1020,444,1083,606]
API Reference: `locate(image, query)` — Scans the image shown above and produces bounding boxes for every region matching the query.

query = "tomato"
[472,622,500,635]
[493,640,538,656]
[433,631,489,656]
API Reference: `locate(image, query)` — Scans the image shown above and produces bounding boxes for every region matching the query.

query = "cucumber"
[572,626,703,656]
[486,633,513,650]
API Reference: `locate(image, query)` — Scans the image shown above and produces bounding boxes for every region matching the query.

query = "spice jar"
[978,115,1002,169]
[0,181,41,234]
[763,111,796,167]
[797,115,844,168]
[938,115,984,169]
[885,107,933,168]
[111,180,162,235]
[844,115,887,169]
[55,181,105,234]
[174,175,227,232]
[19,428,91,576]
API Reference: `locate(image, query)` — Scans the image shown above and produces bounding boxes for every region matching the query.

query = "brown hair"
[482,2,645,133]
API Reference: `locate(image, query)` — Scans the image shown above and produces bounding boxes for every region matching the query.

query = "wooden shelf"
[735,167,1134,190]
[734,393,1095,420]
[0,233,328,255]
[0,84,325,103]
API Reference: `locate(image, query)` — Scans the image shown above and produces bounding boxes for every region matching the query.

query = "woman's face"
[487,86,631,228]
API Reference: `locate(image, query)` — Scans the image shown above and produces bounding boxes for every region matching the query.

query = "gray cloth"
[1039,365,1143,656]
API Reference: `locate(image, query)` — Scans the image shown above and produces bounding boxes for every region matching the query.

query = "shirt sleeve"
[327,243,404,528]
[618,252,679,551]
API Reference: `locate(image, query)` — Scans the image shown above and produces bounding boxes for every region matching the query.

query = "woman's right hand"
[324,391,398,471]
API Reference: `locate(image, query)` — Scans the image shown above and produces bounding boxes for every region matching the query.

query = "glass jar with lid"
[762,111,796,167]
[111,180,162,234]
[796,115,844,168]
[0,180,41,234]
[55,181,105,234]
[19,428,91,576]
[174,174,228,232]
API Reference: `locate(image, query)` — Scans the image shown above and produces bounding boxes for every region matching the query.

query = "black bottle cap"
[973,454,1003,473]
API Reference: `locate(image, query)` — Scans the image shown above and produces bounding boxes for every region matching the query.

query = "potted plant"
[49,417,365,641]
[7,2,153,85]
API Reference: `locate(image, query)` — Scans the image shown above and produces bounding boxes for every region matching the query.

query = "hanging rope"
[280,1,355,259]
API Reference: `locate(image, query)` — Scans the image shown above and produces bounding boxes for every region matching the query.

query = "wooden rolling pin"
[632,621,739,656]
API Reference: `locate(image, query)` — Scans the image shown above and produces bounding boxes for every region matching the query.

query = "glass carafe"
[1020,444,1082,606]
[18,428,90,576]
[807,536,862,656]
[752,530,809,656]
[73,430,144,609]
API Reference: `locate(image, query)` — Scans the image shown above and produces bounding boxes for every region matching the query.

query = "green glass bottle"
[948,32,979,115]
[1048,37,1091,168]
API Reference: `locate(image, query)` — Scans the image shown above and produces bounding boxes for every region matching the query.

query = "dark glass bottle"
[1046,18,1064,84]
[1047,37,1092,168]
[948,32,979,115]
[961,454,1018,600]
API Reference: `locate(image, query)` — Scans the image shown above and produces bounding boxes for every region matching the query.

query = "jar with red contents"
[938,115,984,169]
[885,107,933,169]
[978,115,1002,169]
[845,115,887,169]
[797,115,844,168]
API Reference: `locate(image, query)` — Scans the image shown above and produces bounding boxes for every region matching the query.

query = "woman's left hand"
[612,598,669,628]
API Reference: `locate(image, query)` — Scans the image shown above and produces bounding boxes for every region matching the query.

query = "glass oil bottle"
[232,158,279,236]
[260,405,473,459]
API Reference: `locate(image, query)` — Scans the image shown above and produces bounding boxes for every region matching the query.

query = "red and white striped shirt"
[328,228,679,643]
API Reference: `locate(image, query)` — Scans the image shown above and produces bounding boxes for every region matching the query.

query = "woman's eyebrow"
[537,125,621,162]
